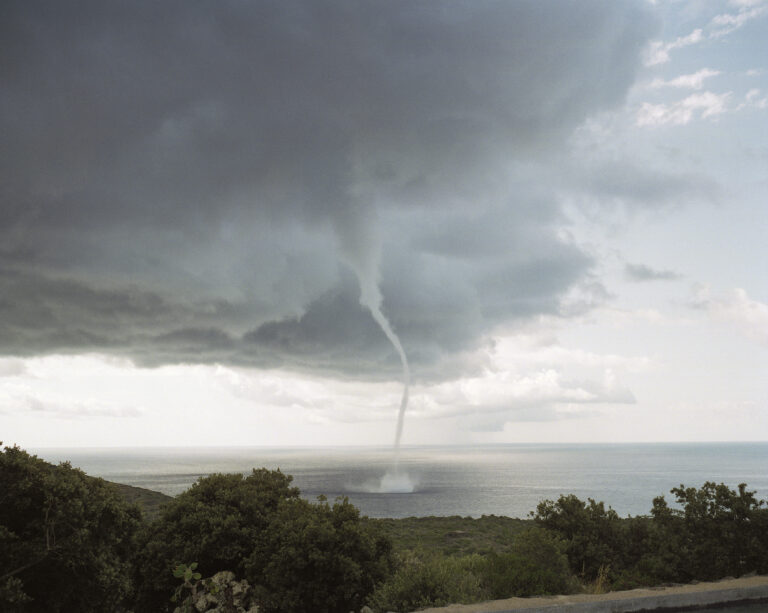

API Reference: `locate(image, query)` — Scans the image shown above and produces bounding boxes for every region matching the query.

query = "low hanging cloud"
[0,387,143,420]
[409,368,636,432]
[625,263,683,282]
[1,0,656,382]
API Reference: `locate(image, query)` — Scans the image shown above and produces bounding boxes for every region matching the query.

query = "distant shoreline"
[37,443,768,519]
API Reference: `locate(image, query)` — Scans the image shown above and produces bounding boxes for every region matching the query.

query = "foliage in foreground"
[367,527,577,612]
[0,444,142,612]
[4,442,768,613]
[171,563,259,613]
[133,470,393,613]
[533,482,768,590]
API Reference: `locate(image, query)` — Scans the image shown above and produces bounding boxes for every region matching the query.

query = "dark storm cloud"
[0,0,655,380]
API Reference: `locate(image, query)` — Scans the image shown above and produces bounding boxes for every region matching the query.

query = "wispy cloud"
[625,263,683,282]
[736,88,768,110]
[690,285,768,347]
[710,3,768,38]
[638,86,766,127]
[649,69,721,90]
[637,91,731,126]
[644,29,703,66]
[644,1,767,65]
[409,368,636,427]
[0,393,143,419]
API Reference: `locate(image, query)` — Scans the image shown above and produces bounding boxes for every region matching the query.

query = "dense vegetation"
[533,483,768,589]
[112,482,172,521]
[0,444,142,611]
[2,443,768,613]
[133,470,393,613]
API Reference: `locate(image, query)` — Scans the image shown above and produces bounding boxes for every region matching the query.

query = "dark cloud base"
[1,0,656,380]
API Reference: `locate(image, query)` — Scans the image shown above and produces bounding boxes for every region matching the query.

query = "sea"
[30,443,768,519]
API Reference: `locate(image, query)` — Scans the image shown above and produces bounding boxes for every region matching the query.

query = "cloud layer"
[1,0,655,381]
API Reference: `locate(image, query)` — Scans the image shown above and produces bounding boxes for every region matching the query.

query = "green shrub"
[533,483,768,590]
[367,553,486,612]
[641,482,768,582]
[479,528,577,598]
[533,493,624,583]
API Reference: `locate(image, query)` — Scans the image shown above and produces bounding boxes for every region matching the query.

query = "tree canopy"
[134,469,393,613]
[0,444,142,612]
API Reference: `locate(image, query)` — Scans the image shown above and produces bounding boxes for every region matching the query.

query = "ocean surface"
[31,443,768,519]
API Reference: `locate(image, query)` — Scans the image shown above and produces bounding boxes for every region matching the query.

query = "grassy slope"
[114,480,531,555]
[109,481,173,521]
[369,515,530,556]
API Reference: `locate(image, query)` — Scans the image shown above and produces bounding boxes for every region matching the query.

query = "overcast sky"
[1,0,766,447]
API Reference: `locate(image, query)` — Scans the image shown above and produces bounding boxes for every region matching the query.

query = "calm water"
[31,443,768,519]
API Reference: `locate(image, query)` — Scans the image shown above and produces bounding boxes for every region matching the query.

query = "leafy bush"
[134,469,392,613]
[0,444,142,612]
[479,528,577,598]
[534,482,768,590]
[368,529,577,613]
[367,552,486,612]
[171,563,259,613]
[641,482,768,582]
[533,494,624,583]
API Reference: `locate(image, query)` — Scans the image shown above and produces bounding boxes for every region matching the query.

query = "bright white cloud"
[410,368,634,422]
[491,332,651,373]
[710,3,768,38]
[691,286,768,347]
[644,29,702,66]
[0,329,644,442]
[737,88,768,109]
[637,91,731,126]
[649,69,721,90]
[0,358,26,378]
[644,2,766,65]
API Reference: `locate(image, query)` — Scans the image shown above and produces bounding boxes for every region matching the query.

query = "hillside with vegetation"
[111,482,173,521]
[2,443,768,613]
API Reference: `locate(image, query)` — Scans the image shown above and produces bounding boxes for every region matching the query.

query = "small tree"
[647,482,768,581]
[532,494,624,582]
